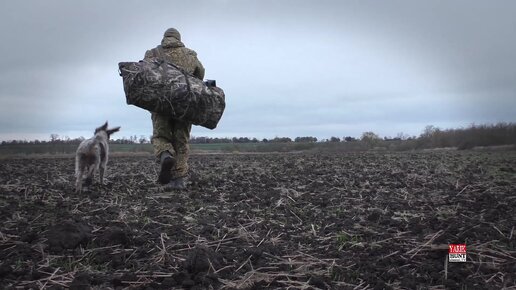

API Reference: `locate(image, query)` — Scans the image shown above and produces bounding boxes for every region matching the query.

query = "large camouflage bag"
[118,59,225,129]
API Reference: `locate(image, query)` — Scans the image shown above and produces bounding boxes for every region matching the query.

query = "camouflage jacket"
[144,38,205,80]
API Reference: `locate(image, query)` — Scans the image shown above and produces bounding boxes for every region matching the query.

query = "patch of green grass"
[336,232,361,250]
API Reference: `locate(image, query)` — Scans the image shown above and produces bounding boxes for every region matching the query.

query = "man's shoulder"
[179,47,198,57]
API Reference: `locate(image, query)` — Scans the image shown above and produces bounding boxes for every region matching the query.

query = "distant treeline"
[1,123,515,155]
[186,123,516,150]
[189,136,319,144]
[416,123,516,149]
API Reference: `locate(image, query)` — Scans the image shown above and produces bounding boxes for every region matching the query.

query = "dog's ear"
[95,121,109,134]
[107,126,121,137]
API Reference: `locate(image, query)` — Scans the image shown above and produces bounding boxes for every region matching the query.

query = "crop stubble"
[0,151,515,289]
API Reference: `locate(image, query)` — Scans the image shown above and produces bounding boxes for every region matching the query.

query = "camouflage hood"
[161,36,185,49]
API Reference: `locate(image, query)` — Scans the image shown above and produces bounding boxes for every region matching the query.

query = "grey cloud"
[1,0,515,141]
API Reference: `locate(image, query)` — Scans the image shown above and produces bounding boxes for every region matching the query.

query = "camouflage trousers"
[151,113,192,179]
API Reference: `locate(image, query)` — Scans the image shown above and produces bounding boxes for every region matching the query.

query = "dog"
[75,121,120,193]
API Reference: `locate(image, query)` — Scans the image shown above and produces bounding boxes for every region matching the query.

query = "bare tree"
[50,134,60,143]
[361,131,381,148]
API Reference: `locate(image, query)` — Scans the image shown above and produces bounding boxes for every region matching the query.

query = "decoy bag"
[118,59,225,129]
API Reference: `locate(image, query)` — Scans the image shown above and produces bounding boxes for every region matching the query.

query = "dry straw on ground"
[0,151,515,289]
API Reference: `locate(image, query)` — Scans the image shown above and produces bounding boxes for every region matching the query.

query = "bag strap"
[157,45,192,93]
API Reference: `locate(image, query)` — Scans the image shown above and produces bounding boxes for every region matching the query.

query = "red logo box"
[449,244,467,262]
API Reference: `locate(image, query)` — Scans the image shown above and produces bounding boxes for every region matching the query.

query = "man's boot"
[158,151,175,184]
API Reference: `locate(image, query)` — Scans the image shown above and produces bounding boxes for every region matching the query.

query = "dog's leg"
[75,155,83,193]
[99,163,105,185]
[76,166,86,193]
[99,142,107,185]
[94,154,102,185]
[76,172,82,193]
[85,164,95,186]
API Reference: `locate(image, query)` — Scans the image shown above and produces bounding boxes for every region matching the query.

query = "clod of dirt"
[183,245,223,274]
[69,272,91,290]
[181,278,196,288]
[45,220,91,252]
[96,226,132,247]
[0,263,12,278]
[309,275,329,289]
[20,231,38,243]
[171,272,190,286]
[366,211,381,222]
[161,277,178,287]
[111,273,139,288]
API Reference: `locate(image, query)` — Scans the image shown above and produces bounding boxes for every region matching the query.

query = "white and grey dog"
[75,122,120,193]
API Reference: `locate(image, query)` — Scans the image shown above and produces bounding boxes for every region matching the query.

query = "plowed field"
[0,151,515,289]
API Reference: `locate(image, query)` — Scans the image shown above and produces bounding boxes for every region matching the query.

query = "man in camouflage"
[144,28,205,189]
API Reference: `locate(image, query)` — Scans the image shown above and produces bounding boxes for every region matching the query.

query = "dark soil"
[0,151,515,289]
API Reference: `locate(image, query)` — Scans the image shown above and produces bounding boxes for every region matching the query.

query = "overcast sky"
[1,0,515,141]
